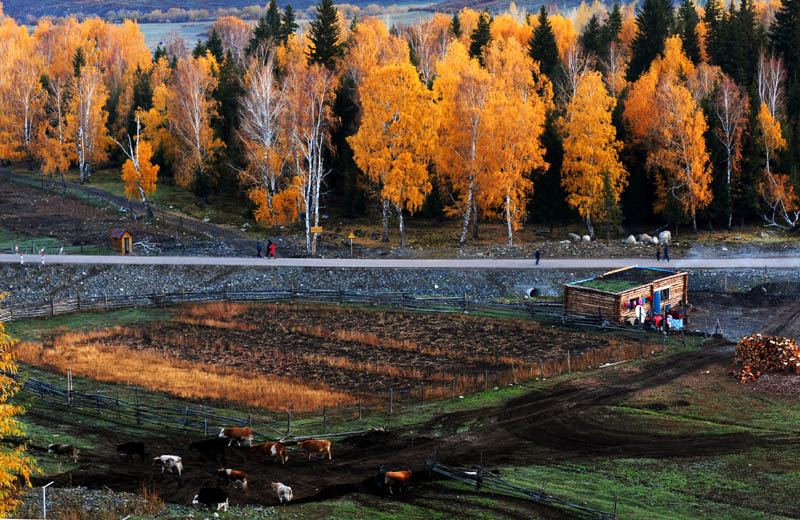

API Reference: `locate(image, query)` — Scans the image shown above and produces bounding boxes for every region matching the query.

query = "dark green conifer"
[281,4,299,44]
[628,0,674,80]
[306,0,344,70]
[469,11,492,65]
[450,12,462,38]
[529,6,561,83]
[677,0,702,63]
[580,15,603,58]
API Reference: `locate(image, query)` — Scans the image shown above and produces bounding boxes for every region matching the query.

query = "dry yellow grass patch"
[18,340,354,412]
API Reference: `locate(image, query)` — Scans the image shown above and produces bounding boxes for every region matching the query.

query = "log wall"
[564,272,688,324]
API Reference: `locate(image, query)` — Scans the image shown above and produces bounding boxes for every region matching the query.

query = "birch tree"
[712,75,748,229]
[348,62,440,248]
[112,113,159,218]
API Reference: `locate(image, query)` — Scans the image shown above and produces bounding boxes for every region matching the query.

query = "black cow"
[189,437,228,462]
[117,441,147,462]
[192,487,229,512]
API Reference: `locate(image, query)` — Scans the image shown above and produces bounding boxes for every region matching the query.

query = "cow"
[272,482,293,503]
[117,441,146,462]
[251,441,288,464]
[297,439,331,461]
[192,487,229,512]
[48,443,79,462]
[189,437,228,462]
[153,455,183,476]
[218,427,253,447]
[383,469,412,495]
[217,468,248,490]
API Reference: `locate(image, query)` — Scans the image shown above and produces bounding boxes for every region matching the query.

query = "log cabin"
[562,266,688,324]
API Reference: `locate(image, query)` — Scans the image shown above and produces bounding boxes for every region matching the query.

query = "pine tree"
[529,6,561,83]
[628,0,674,81]
[469,11,492,64]
[601,2,623,49]
[192,40,207,59]
[72,46,85,78]
[771,0,800,79]
[600,170,624,243]
[127,66,153,137]
[307,0,344,70]
[153,43,167,62]
[212,51,244,194]
[677,0,702,63]
[581,15,603,59]
[249,1,282,53]
[451,12,462,38]
[703,0,722,65]
[206,29,224,63]
[281,4,299,44]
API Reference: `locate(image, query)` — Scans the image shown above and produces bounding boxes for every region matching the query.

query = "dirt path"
[31,342,792,512]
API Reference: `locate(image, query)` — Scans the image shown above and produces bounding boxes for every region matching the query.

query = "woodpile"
[729,366,760,384]
[735,334,800,375]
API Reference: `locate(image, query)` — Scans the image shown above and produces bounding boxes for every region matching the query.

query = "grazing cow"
[251,442,288,464]
[117,441,146,462]
[218,427,253,447]
[192,487,229,512]
[297,439,331,461]
[153,455,183,476]
[384,470,412,495]
[272,482,293,503]
[217,468,248,490]
[189,437,228,462]
[48,443,79,462]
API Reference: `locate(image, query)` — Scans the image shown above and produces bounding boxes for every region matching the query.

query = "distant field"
[138,21,213,49]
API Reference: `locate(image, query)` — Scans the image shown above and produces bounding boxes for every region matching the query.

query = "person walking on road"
[664,243,670,262]
[256,240,263,258]
[268,240,275,259]
[656,244,661,262]
[535,249,541,265]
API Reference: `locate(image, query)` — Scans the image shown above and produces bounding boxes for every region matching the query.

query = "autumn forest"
[0,0,799,252]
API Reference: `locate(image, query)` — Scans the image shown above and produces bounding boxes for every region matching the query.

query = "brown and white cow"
[48,443,79,462]
[297,439,331,461]
[384,470,412,495]
[272,482,293,503]
[217,468,248,490]
[218,427,253,447]
[251,441,288,464]
[153,455,183,476]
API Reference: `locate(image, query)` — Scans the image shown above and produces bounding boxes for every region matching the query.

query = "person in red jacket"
[268,240,275,258]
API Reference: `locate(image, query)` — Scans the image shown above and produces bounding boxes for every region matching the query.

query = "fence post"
[462,291,467,312]
[104,292,108,308]
[451,377,456,400]
[77,295,81,312]
[420,385,424,406]
[323,406,327,432]
[662,332,666,352]
[204,417,208,437]
[539,360,545,380]
[618,344,623,362]
[484,370,488,390]
[287,411,291,437]
[183,407,189,429]
[135,390,141,425]
[358,399,362,421]
[389,388,393,415]
[567,351,571,374]
[248,414,252,428]
[512,364,517,384]
[115,391,120,418]
[50,298,54,317]
[152,291,157,306]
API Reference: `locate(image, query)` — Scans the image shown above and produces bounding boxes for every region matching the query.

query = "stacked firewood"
[728,366,760,383]
[735,334,800,374]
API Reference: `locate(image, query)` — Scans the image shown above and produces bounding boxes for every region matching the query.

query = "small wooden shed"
[111,229,133,255]
[563,266,688,323]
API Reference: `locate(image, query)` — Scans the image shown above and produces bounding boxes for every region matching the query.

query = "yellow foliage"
[561,71,626,222]
[346,17,408,91]
[348,62,440,217]
[0,296,38,517]
[549,14,577,60]
[491,13,532,48]
[121,137,159,201]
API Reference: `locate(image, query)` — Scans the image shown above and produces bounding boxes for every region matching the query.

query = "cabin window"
[659,288,670,301]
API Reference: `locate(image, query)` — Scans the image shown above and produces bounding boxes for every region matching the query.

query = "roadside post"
[348,232,355,258]
[42,481,54,519]
[311,226,323,256]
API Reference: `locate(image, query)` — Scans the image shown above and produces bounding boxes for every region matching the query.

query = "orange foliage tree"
[0,19,45,163]
[484,38,549,245]
[403,13,452,84]
[66,48,110,184]
[433,41,494,244]
[0,295,38,517]
[348,62,440,247]
[238,47,293,226]
[561,71,626,239]
[213,16,252,66]
[167,53,224,192]
[113,114,159,218]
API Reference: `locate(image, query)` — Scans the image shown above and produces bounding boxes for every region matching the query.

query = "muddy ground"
[29,340,799,518]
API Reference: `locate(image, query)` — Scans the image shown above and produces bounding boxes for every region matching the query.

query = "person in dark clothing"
[663,243,670,262]
[268,240,275,258]
[256,241,263,258]
[656,244,661,261]
[535,250,541,265]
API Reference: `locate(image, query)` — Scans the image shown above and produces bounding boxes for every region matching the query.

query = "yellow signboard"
[348,232,355,239]
[311,226,323,233]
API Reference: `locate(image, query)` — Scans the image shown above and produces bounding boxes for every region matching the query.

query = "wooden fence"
[0,289,565,323]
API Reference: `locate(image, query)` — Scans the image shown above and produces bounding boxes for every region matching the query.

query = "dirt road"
[2,253,799,269]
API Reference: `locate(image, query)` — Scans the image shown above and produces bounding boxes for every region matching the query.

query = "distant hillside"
[3,0,314,22]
